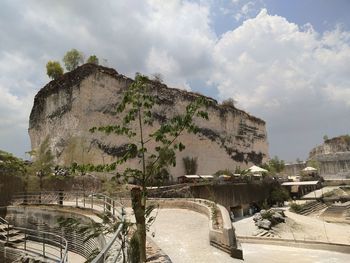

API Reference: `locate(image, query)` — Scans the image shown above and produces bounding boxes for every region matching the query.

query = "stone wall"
[28,64,269,180]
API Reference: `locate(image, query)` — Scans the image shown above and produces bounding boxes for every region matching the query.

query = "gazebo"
[248,165,268,178]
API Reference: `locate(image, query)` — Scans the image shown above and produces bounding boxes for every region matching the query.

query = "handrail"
[0,216,68,262]
[10,191,126,263]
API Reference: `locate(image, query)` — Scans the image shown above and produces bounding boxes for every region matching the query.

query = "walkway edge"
[237,236,350,254]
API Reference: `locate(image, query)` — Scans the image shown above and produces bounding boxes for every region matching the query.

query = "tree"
[151,73,163,83]
[0,150,26,176]
[270,186,289,206]
[323,135,329,142]
[63,49,84,71]
[86,73,209,261]
[46,61,64,79]
[183,157,198,175]
[28,137,54,195]
[221,98,236,107]
[262,156,285,175]
[87,55,99,65]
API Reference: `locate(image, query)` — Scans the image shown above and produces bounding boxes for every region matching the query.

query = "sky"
[0,0,350,162]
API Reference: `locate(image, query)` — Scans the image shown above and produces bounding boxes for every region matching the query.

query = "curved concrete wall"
[147,198,243,259]
[4,206,105,259]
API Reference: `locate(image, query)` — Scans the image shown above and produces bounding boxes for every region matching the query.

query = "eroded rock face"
[308,135,350,178]
[29,64,269,179]
[309,135,350,157]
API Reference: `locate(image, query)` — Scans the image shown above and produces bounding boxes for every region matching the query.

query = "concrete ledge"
[238,236,350,254]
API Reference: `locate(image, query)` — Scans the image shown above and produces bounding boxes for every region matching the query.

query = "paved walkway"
[150,209,350,263]
[302,186,340,199]
[148,209,237,263]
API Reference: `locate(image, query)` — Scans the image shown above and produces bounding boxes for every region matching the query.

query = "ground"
[233,209,350,244]
[149,208,350,263]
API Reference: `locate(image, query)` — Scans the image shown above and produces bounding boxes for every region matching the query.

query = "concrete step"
[0,229,21,236]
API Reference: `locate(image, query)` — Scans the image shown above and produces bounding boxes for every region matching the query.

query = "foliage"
[323,135,329,141]
[306,159,320,170]
[182,156,198,175]
[234,166,250,176]
[87,55,99,65]
[270,186,289,205]
[58,210,130,263]
[74,73,209,261]
[0,150,26,176]
[210,203,219,226]
[290,203,302,213]
[151,73,163,83]
[63,48,84,71]
[46,61,64,79]
[214,169,233,176]
[261,156,285,174]
[27,137,55,191]
[221,98,236,107]
[261,199,270,210]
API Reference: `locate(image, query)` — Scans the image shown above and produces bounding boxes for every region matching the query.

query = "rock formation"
[29,63,269,179]
[309,135,350,178]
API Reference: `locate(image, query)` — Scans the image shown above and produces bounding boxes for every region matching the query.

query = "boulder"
[253,213,262,222]
[272,212,285,223]
[256,219,271,230]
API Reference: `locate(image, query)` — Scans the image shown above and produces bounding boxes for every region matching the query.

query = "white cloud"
[211,9,350,109]
[1,2,350,161]
[210,9,350,160]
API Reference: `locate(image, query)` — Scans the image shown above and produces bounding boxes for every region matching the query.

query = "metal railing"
[0,216,68,262]
[10,191,126,263]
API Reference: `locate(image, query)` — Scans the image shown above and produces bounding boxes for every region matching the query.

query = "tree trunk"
[131,187,146,262]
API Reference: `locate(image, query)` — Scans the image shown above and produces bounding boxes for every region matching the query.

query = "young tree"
[183,156,198,175]
[28,137,55,196]
[46,61,64,79]
[87,73,209,261]
[87,55,99,65]
[63,49,84,71]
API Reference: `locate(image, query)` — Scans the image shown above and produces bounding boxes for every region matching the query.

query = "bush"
[290,203,302,213]
[270,187,289,205]
[183,157,198,175]
[46,61,64,79]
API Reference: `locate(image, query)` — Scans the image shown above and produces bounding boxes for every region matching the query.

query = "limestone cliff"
[309,135,350,157]
[309,135,350,178]
[29,63,269,178]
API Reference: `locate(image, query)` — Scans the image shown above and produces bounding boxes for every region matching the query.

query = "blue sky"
[0,0,349,162]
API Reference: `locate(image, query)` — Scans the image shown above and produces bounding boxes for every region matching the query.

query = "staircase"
[297,201,328,216]
[323,202,350,222]
[0,218,25,247]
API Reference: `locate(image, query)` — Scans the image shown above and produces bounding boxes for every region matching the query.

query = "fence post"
[103,196,106,213]
[6,222,9,244]
[43,233,46,258]
[83,192,86,208]
[112,200,115,216]
[58,191,64,206]
[91,195,93,209]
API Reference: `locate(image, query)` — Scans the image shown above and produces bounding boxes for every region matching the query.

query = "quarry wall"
[29,64,269,179]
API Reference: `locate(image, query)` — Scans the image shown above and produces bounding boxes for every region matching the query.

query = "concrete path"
[242,243,350,263]
[302,186,340,199]
[150,209,350,263]
[148,209,237,263]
